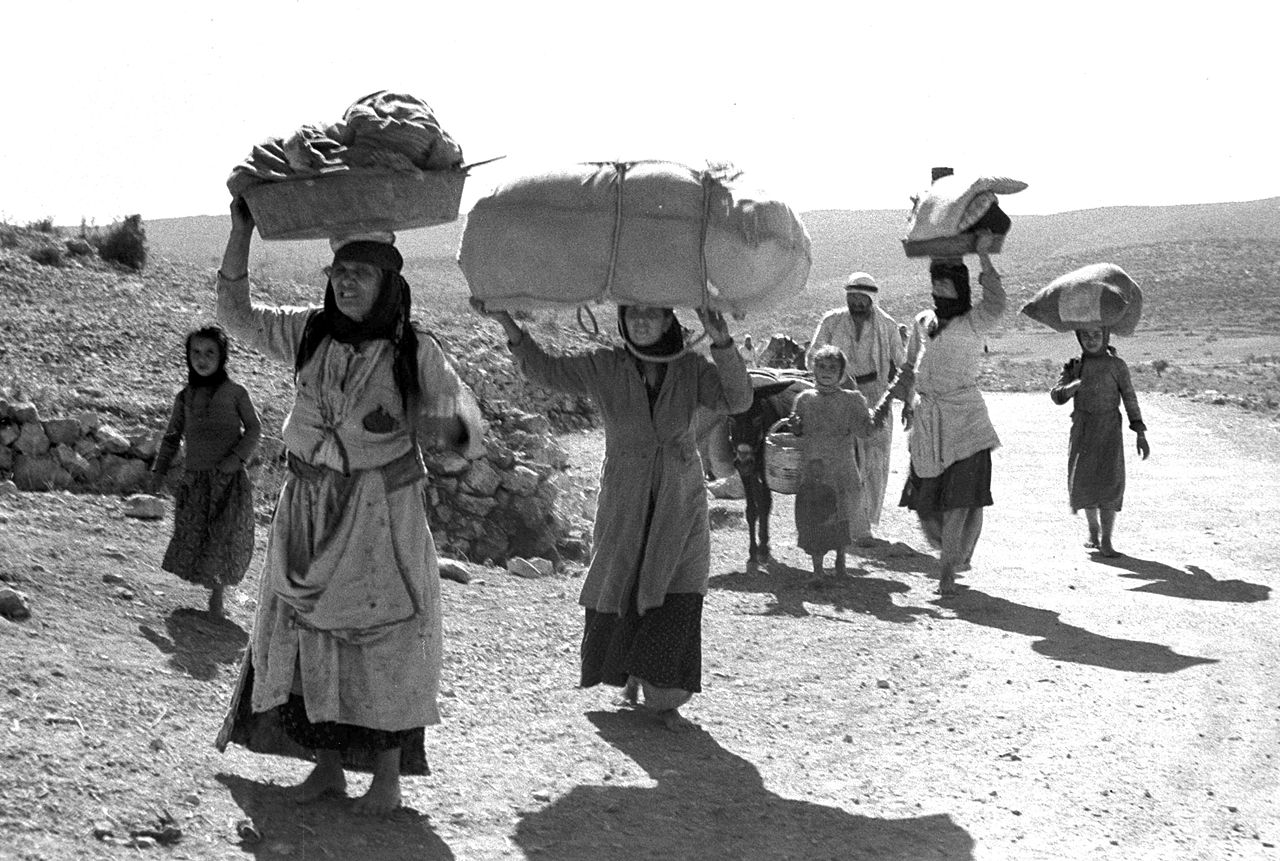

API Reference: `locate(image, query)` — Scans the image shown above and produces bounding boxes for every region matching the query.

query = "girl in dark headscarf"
[1050,327,1150,556]
[873,238,1005,597]
[151,324,261,618]
[474,298,751,732]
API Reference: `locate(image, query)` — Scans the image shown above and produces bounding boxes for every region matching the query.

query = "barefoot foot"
[285,756,346,804]
[657,708,698,733]
[1098,542,1122,558]
[615,678,640,709]
[351,774,402,816]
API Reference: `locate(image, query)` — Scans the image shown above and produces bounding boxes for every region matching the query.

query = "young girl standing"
[1050,327,1150,556]
[789,345,875,577]
[151,325,261,618]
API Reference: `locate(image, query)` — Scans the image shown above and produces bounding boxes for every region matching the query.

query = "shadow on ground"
[216,773,453,861]
[138,608,247,681]
[1092,556,1271,603]
[936,587,1219,673]
[515,710,973,860]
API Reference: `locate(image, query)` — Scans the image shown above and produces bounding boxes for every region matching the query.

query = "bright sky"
[3,1,1277,226]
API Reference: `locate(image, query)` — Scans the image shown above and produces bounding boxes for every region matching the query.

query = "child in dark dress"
[1050,327,1150,557]
[151,325,261,617]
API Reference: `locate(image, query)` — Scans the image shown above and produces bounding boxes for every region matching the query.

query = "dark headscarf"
[1075,328,1115,358]
[186,325,230,390]
[616,305,686,359]
[295,241,421,411]
[927,259,972,338]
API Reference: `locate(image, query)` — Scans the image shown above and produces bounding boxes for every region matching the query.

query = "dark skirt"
[900,448,994,514]
[162,467,255,587]
[581,593,703,693]
[1067,409,1125,511]
[215,650,429,775]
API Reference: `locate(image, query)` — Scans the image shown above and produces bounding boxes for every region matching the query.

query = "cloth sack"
[902,174,1027,257]
[458,161,812,315]
[1020,263,1144,335]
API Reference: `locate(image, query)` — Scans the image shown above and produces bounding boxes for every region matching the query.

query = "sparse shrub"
[1152,359,1170,377]
[26,216,56,233]
[29,245,65,267]
[0,226,18,249]
[92,214,147,271]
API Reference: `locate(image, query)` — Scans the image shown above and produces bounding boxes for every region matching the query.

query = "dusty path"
[1,393,1277,860]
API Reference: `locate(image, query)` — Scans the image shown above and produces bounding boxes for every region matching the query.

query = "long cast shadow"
[139,607,247,681]
[215,773,453,860]
[940,587,1218,673]
[710,558,940,626]
[515,710,974,860]
[1091,556,1271,603]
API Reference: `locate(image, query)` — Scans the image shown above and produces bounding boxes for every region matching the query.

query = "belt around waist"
[287,447,426,491]
[853,370,878,384]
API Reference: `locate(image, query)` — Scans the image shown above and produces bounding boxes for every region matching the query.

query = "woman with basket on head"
[214,198,484,815]
[472,301,751,731]
[874,236,1005,597]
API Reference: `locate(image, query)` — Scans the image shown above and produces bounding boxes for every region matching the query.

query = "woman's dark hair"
[186,324,230,389]
[928,260,971,300]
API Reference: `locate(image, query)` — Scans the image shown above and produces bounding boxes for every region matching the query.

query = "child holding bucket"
[787,345,874,577]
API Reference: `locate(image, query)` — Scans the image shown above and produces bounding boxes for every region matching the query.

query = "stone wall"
[0,397,595,568]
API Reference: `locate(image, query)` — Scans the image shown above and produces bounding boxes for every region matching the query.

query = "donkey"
[728,367,812,572]
[757,333,808,370]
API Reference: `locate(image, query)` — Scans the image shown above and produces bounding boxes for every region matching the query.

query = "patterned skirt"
[581,593,703,693]
[161,467,255,587]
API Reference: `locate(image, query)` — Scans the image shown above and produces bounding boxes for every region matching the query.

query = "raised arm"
[216,198,256,339]
[969,236,1007,333]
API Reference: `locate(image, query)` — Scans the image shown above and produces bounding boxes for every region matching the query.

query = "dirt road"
[1,392,1277,860]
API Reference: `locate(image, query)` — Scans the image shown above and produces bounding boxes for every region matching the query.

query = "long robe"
[791,387,874,553]
[510,338,751,615]
[1051,352,1146,511]
[215,279,484,758]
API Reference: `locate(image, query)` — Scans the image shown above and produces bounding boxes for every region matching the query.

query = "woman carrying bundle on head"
[471,299,751,731]
[874,235,1004,597]
[1050,327,1150,557]
[214,199,484,816]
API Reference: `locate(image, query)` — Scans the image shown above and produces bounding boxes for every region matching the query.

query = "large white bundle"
[458,161,811,315]
[901,174,1027,258]
[1020,263,1144,336]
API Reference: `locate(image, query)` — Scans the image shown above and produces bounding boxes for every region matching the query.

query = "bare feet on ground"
[657,708,698,733]
[286,757,347,804]
[352,774,402,816]
[615,678,640,709]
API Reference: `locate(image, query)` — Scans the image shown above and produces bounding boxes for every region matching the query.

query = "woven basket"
[902,231,1007,259]
[763,423,803,495]
[243,170,466,240]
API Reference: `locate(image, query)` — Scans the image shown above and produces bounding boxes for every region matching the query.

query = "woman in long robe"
[1050,327,1150,556]
[474,301,751,730]
[214,200,484,815]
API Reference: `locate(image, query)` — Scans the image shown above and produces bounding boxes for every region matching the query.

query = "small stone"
[0,587,31,621]
[116,588,134,601]
[102,573,125,585]
[123,494,165,520]
[507,557,548,579]
[149,737,166,751]
[876,679,891,689]
[184,793,201,806]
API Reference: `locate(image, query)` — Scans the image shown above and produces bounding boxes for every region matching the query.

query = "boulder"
[43,418,82,446]
[15,422,51,456]
[0,586,31,621]
[95,424,132,455]
[124,494,166,520]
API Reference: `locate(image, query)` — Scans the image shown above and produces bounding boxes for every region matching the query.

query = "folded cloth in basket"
[904,174,1028,243]
[228,91,463,198]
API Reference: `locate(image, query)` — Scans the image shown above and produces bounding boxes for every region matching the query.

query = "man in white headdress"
[807,272,909,541]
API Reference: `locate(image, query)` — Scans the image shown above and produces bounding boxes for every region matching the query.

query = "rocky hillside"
[0,224,612,567]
